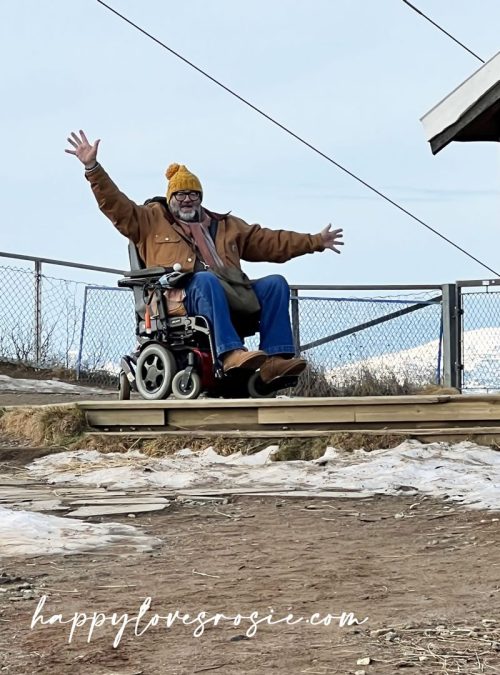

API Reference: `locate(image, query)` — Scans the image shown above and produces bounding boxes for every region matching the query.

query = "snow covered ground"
[0,374,106,394]
[2,440,500,556]
[0,506,160,557]
[327,327,500,392]
[27,440,500,511]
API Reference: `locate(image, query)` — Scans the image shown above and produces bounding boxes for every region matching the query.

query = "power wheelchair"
[117,243,299,400]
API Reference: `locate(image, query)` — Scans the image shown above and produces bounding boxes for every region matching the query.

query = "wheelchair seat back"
[128,241,148,320]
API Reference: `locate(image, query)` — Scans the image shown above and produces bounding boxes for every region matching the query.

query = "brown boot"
[222,349,267,373]
[259,356,307,383]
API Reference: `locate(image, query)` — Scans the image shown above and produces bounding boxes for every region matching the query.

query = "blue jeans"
[184,271,295,358]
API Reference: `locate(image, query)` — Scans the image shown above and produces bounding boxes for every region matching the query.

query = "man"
[65,130,344,383]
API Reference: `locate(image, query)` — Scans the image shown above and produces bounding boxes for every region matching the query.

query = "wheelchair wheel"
[247,372,277,399]
[118,371,131,401]
[171,370,202,400]
[135,343,176,400]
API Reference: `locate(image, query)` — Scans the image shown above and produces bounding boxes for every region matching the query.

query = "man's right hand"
[65,130,100,169]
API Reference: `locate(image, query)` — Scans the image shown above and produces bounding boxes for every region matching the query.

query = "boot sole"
[224,354,268,373]
[260,363,307,384]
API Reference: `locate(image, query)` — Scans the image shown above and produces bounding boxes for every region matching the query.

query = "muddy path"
[1,489,500,674]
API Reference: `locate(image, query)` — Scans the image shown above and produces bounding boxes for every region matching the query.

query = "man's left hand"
[320,224,344,254]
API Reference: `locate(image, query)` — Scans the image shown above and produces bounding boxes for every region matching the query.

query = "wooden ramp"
[78,395,500,444]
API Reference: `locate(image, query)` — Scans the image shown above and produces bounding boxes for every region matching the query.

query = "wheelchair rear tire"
[172,370,202,400]
[118,371,131,401]
[135,343,176,400]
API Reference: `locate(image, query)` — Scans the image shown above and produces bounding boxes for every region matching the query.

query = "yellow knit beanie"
[165,163,203,201]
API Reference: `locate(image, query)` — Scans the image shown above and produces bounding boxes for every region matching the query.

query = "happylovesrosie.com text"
[31,596,369,647]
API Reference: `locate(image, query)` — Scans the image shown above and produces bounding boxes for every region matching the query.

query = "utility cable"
[401,0,485,64]
[96,0,498,277]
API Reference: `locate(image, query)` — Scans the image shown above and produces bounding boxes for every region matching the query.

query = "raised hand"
[320,223,344,254]
[65,130,100,169]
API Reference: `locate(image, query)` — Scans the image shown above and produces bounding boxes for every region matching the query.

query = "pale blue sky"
[1,0,499,285]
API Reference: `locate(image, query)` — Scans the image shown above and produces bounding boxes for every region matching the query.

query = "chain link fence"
[460,284,500,393]
[0,265,85,371]
[76,286,136,384]
[1,255,498,394]
[293,293,442,396]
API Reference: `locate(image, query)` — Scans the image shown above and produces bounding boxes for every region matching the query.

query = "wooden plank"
[356,401,500,423]
[399,426,500,436]
[69,497,170,505]
[85,409,165,427]
[178,488,373,498]
[85,426,500,439]
[86,429,337,438]
[258,406,356,425]
[68,503,168,517]
[86,429,326,438]
[76,394,470,410]
[167,408,258,429]
[416,433,500,445]
[9,394,500,415]
[21,500,67,512]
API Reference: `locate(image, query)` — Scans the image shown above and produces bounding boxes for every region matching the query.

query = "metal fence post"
[290,288,301,356]
[441,284,462,390]
[34,260,42,367]
[75,286,89,381]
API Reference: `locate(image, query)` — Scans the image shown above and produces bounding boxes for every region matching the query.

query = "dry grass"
[369,620,500,673]
[72,434,279,457]
[328,431,405,452]
[271,432,406,461]
[75,431,408,461]
[293,362,438,397]
[0,404,410,459]
[0,405,88,446]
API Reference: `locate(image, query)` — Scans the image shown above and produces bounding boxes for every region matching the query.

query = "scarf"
[175,211,224,269]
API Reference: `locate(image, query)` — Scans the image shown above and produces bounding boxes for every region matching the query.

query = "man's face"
[169,191,202,222]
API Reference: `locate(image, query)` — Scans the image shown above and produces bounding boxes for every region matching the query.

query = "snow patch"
[0,374,106,394]
[28,441,500,511]
[0,506,161,557]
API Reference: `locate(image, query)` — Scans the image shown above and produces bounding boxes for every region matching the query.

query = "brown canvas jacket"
[86,165,325,270]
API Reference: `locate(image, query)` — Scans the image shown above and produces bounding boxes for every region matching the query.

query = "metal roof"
[421,51,500,154]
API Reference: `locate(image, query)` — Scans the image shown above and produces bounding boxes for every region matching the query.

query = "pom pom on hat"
[165,163,203,201]
[165,163,180,180]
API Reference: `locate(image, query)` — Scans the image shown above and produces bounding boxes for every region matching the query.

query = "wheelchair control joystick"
[158,263,185,289]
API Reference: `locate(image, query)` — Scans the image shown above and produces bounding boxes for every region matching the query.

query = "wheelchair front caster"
[172,370,202,400]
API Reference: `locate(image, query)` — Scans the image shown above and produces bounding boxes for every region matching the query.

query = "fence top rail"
[290,284,443,291]
[0,252,445,290]
[0,251,126,276]
[457,278,500,288]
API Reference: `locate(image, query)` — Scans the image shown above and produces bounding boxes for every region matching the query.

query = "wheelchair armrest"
[118,277,145,288]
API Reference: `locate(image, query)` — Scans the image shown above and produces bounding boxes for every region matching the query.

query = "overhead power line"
[96,0,498,277]
[401,0,485,64]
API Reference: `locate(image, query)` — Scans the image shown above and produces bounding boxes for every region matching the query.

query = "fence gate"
[458,279,500,393]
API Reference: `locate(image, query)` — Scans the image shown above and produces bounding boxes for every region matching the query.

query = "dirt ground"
[0,361,117,407]
[0,392,115,406]
[1,471,500,674]
[2,392,500,674]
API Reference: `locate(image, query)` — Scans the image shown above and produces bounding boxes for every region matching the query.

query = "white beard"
[169,201,201,222]
[178,208,199,222]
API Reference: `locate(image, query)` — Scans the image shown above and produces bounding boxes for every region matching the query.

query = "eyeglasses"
[174,191,201,202]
